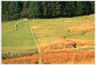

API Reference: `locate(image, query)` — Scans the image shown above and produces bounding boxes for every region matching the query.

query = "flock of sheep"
[49,20,90,23]
[14,19,90,30]
[14,21,25,30]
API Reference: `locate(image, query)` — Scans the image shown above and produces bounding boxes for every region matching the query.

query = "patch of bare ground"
[2,50,95,64]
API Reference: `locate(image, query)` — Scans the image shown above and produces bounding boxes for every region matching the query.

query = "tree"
[84,2,92,14]
[2,1,10,21]
[28,1,42,18]
[75,1,84,15]
[2,1,95,21]
[20,1,29,18]
[62,2,75,16]
[8,1,22,20]
[90,1,95,13]
[42,1,61,17]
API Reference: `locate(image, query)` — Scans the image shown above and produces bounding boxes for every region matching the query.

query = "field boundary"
[29,21,41,64]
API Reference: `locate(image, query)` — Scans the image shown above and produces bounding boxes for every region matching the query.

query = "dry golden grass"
[30,14,95,53]
[39,39,94,52]
[31,26,41,29]
[65,22,94,33]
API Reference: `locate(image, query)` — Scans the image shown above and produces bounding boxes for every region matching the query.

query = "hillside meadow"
[2,14,95,64]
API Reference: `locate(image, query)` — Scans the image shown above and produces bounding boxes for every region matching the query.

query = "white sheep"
[65,21,67,22]
[49,20,51,22]
[14,25,17,28]
[69,21,71,22]
[77,48,79,50]
[33,20,35,21]
[61,20,63,22]
[36,20,38,21]
[57,20,59,22]
[15,28,17,30]
[88,21,90,23]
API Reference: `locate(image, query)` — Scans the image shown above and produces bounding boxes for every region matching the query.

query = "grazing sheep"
[15,28,17,30]
[36,20,38,21]
[57,20,59,22]
[14,25,16,28]
[65,21,67,22]
[88,21,90,23]
[49,20,51,22]
[33,20,35,21]
[80,21,81,22]
[77,48,79,50]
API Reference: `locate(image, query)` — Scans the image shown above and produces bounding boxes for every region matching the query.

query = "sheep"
[69,21,71,22]
[88,21,90,23]
[65,21,67,22]
[36,20,38,21]
[15,28,17,30]
[49,20,51,22]
[77,48,79,50]
[57,20,59,22]
[14,25,17,28]
[33,20,35,21]
[61,20,63,22]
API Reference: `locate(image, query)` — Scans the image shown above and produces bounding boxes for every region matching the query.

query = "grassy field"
[2,14,95,59]
[30,14,94,44]
[2,20,38,52]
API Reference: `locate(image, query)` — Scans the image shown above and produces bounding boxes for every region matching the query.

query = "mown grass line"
[29,21,41,64]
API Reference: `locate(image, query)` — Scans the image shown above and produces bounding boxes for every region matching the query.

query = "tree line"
[2,1,95,22]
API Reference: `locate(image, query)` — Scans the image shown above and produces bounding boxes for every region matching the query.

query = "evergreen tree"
[90,1,95,13]
[20,1,29,18]
[70,2,76,16]
[41,1,48,17]
[62,2,73,16]
[2,1,10,21]
[42,1,61,17]
[8,1,21,20]
[60,1,66,16]
[75,1,84,15]
[28,1,42,18]
[84,2,92,14]
[2,1,95,21]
